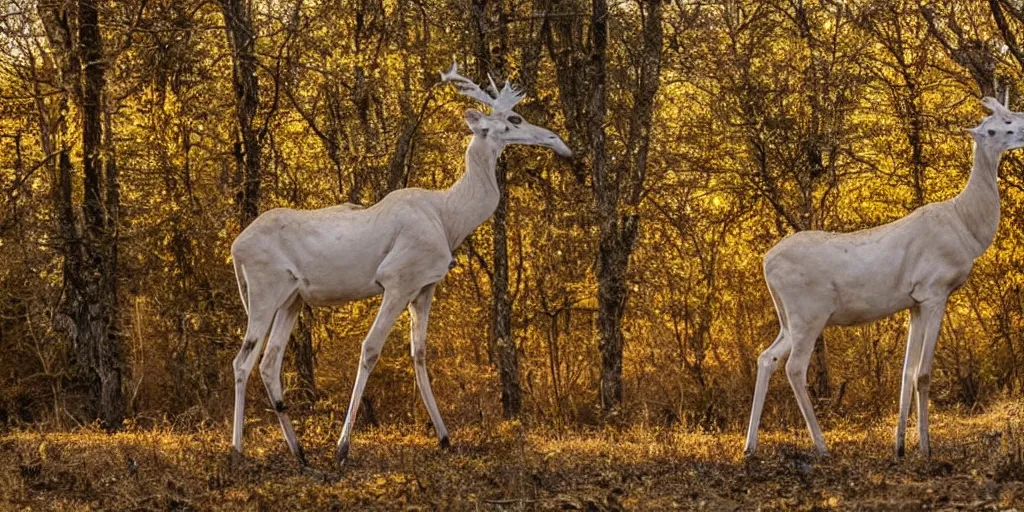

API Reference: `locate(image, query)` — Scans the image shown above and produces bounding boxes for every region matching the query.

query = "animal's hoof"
[296,446,309,468]
[743,441,760,459]
[335,441,350,465]
[229,448,245,469]
[301,465,340,484]
[896,444,905,458]
[811,443,831,459]
[439,436,451,451]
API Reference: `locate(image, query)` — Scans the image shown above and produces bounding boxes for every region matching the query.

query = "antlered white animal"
[229,63,571,467]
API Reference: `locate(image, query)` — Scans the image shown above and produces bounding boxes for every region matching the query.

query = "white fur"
[743,97,1021,457]
[229,67,571,465]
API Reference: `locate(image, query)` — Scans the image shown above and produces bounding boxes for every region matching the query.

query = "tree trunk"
[907,83,926,208]
[39,0,126,427]
[218,0,262,228]
[471,0,521,418]
[811,334,831,399]
[921,5,998,97]
[491,160,521,417]
[586,0,618,412]
[544,0,661,413]
[596,221,633,410]
[791,1,833,401]
[79,0,124,428]
[291,305,317,400]
[596,0,661,412]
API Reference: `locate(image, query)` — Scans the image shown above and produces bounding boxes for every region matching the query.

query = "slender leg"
[335,290,408,464]
[786,320,829,455]
[744,330,791,456]
[259,296,306,466]
[895,305,923,457]
[408,284,450,449]
[914,299,948,457]
[232,306,276,458]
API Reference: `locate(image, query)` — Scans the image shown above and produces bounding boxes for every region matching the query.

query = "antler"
[491,80,524,113]
[441,62,496,107]
[982,96,1011,116]
[441,61,524,113]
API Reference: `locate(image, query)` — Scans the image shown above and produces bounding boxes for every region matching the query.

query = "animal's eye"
[989,129,997,136]
[508,115,522,125]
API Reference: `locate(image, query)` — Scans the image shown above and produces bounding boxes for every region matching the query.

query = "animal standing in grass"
[744,96,1019,458]
[229,64,572,467]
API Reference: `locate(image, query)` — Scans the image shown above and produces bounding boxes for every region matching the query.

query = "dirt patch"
[2,405,1023,510]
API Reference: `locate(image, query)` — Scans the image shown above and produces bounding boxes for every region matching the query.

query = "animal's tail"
[233,258,250,316]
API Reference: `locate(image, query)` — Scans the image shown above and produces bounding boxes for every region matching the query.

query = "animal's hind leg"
[744,329,791,456]
[232,305,276,457]
[259,294,306,466]
[408,284,449,448]
[745,281,792,457]
[785,317,830,455]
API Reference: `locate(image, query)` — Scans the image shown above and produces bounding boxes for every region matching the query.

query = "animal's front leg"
[408,283,450,449]
[335,289,408,465]
[895,305,923,457]
[913,298,949,457]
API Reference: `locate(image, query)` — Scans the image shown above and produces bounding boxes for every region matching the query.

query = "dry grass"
[2,403,1024,511]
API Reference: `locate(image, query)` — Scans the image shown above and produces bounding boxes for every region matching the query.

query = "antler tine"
[487,74,500,96]
[492,80,525,113]
[440,61,497,109]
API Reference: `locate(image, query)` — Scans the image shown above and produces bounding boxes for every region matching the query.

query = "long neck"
[442,135,502,248]
[952,142,1002,256]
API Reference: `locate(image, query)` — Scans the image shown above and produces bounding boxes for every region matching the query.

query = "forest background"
[3,0,1024,448]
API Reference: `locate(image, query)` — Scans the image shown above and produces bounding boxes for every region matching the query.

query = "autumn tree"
[36,0,125,427]
[465,0,524,418]
[544,0,664,411]
[217,0,264,229]
[857,0,938,208]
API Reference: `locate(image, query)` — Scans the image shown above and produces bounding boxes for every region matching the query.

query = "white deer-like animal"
[229,64,571,466]
[744,96,1020,458]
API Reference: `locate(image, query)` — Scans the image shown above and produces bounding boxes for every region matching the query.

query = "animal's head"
[441,63,572,158]
[970,95,1024,153]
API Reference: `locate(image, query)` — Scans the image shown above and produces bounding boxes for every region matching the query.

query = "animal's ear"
[966,125,985,138]
[464,109,485,133]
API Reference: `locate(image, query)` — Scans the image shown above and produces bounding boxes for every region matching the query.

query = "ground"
[2,403,1023,511]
